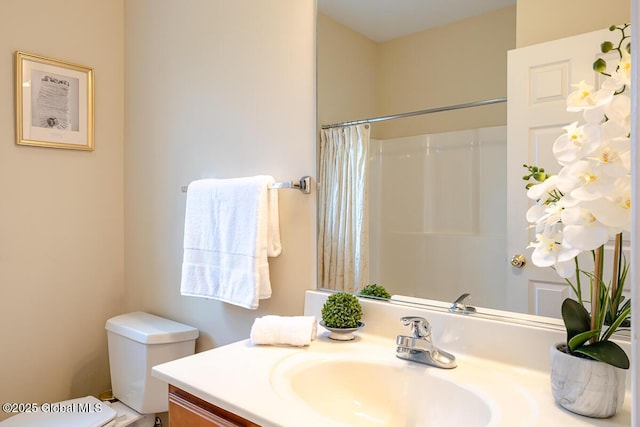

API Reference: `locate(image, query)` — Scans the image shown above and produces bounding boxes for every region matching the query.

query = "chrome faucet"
[395,316,457,369]
[448,293,476,314]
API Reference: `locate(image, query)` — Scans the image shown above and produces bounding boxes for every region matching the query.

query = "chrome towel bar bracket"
[269,176,311,194]
[181,176,312,195]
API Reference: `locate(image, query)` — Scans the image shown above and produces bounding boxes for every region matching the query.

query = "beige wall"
[124,0,316,351]
[318,7,515,140]
[375,6,515,138]
[319,1,631,138]
[516,0,630,47]
[0,0,315,418]
[0,0,124,419]
[317,13,378,128]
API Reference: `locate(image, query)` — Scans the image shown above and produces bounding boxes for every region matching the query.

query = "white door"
[506,29,626,317]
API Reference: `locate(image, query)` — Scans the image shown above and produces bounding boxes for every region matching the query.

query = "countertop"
[151,330,631,427]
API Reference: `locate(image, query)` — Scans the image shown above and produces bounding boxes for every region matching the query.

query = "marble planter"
[550,343,626,418]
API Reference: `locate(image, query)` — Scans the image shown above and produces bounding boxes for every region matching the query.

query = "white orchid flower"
[553,258,577,279]
[526,175,559,202]
[528,227,581,268]
[526,194,579,231]
[553,122,602,165]
[617,47,632,85]
[601,118,630,141]
[604,93,631,129]
[556,159,623,201]
[601,48,632,90]
[526,204,546,225]
[588,136,631,174]
[526,202,561,230]
[586,175,631,231]
[567,81,614,112]
[583,104,606,124]
[561,204,610,250]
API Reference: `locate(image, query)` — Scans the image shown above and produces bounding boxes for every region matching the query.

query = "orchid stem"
[573,257,582,303]
[611,233,622,314]
[591,246,604,341]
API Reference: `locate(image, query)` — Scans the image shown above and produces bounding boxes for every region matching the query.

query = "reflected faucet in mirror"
[449,293,477,314]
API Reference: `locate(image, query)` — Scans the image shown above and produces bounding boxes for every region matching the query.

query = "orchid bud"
[593,58,607,73]
[601,41,613,53]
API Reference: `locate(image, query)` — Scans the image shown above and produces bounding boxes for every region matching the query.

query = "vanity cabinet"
[168,385,260,427]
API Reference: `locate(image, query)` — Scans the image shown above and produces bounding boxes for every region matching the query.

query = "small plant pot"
[319,321,364,341]
[550,343,627,418]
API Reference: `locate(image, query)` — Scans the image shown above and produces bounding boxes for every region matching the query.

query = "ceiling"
[317,0,516,42]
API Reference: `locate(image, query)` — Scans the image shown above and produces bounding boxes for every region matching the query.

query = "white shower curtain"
[318,123,370,292]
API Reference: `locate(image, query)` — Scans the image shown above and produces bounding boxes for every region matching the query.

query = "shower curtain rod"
[321,97,507,129]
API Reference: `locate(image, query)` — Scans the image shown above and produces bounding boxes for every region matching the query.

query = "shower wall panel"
[369,126,507,307]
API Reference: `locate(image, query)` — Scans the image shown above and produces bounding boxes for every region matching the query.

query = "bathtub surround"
[368,126,506,307]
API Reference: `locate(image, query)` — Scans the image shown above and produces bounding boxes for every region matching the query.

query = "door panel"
[506,29,626,316]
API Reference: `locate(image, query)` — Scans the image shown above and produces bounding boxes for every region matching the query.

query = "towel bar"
[181,176,311,195]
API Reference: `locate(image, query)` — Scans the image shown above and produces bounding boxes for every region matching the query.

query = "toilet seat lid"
[0,396,116,427]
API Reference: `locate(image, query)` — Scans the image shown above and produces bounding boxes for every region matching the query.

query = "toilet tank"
[105,312,199,414]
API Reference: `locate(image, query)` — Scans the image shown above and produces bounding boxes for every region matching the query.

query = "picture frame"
[15,51,94,151]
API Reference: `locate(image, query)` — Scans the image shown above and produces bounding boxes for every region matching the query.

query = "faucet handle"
[400,316,431,338]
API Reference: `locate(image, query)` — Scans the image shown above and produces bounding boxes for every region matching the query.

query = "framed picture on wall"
[15,51,94,151]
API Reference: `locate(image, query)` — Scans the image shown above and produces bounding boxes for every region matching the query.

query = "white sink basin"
[283,358,490,426]
[269,346,530,427]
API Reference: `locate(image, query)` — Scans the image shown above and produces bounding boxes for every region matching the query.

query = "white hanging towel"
[180,176,281,309]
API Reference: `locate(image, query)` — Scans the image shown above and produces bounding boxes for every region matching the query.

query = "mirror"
[316,0,631,316]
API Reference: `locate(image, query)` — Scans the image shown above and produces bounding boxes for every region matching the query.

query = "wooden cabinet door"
[168,385,260,427]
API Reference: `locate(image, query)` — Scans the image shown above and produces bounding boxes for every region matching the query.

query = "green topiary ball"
[321,292,363,328]
[358,284,391,299]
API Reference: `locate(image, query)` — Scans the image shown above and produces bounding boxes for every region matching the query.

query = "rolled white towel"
[250,315,317,347]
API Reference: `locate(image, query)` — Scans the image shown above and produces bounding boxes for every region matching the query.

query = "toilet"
[1,312,198,427]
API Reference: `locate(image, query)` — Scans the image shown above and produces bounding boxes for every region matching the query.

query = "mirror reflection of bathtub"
[316,0,631,319]
[368,126,506,307]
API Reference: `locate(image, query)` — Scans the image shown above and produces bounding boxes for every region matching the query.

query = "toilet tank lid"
[105,312,199,344]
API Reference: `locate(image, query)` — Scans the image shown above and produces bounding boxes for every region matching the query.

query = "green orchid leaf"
[602,306,631,342]
[567,330,600,351]
[574,341,630,370]
[562,299,591,342]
